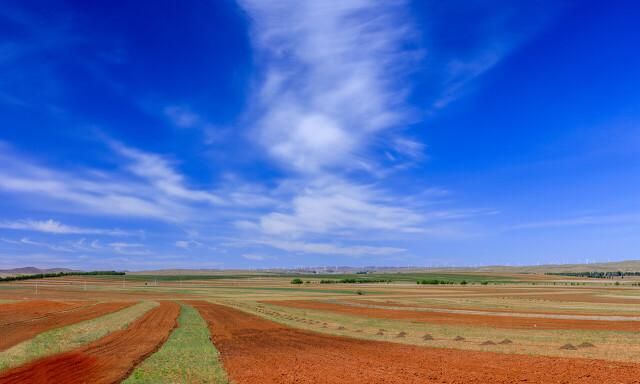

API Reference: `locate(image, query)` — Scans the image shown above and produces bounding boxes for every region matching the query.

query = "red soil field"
[0,300,86,324]
[0,287,188,302]
[344,298,640,317]
[0,301,179,384]
[502,292,640,304]
[0,301,134,351]
[192,301,640,384]
[266,300,640,331]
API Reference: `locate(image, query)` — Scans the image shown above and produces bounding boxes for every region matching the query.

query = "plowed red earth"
[344,298,640,317]
[0,301,134,351]
[266,300,640,331]
[0,301,179,384]
[192,301,640,384]
[0,300,86,324]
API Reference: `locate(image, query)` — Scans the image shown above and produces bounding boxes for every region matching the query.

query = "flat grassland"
[0,271,639,383]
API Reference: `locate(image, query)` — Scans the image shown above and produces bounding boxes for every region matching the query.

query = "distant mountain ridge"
[3,260,640,277]
[0,267,78,276]
[128,259,640,275]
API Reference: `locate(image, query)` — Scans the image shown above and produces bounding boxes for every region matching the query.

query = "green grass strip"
[124,303,229,384]
[0,301,157,371]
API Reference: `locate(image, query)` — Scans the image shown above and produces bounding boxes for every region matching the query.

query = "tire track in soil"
[192,301,640,384]
[0,301,180,384]
[0,302,135,351]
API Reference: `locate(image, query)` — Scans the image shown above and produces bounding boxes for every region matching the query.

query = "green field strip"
[0,301,157,371]
[124,303,229,384]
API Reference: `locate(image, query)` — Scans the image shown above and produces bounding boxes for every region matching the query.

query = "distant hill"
[455,260,640,274]
[0,266,78,276]
[127,260,640,276]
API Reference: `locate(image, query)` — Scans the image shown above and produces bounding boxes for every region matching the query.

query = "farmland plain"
[0,270,639,382]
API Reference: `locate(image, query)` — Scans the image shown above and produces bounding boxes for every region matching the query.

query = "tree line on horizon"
[545,271,640,278]
[0,270,125,283]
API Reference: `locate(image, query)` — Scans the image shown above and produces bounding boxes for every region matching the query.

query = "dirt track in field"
[0,300,87,324]
[0,301,134,351]
[192,301,640,384]
[0,301,179,384]
[266,300,640,331]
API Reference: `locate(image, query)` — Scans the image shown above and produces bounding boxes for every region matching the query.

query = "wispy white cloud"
[239,0,420,174]
[419,1,564,110]
[432,50,504,109]
[1,237,75,253]
[241,253,268,261]
[0,219,129,236]
[68,238,103,252]
[257,238,405,257]
[254,178,424,236]
[232,1,487,250]
[164,105,201,128]
[110,142,225,205]
[0,142,230,221]
[108,242,150,256]
[511,213,640,230]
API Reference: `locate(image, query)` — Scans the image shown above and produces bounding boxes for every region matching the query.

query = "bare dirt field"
[266,299,640,331]
[193,300,640,384]
[0,301,179,384]
[0,300,86,324]
[0,301,133,351]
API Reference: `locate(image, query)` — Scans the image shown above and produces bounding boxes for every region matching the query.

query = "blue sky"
[1,0,639,270]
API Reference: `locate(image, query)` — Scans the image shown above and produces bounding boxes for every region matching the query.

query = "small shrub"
[290,278,303,284]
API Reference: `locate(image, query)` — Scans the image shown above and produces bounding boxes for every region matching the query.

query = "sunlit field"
[1,271,639,383]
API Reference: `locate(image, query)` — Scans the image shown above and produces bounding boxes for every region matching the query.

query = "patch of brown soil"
[0,301,179,384]
[0,301,134,351]
[267,300,640,331]
[191,301,640,384]
[0,300,87,324]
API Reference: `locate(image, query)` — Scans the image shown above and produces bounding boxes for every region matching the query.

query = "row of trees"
[545,271,640,279]
[0,271,124,283]
[417,279,468,285]
[320,278,392,284]
[291,278,392,284]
